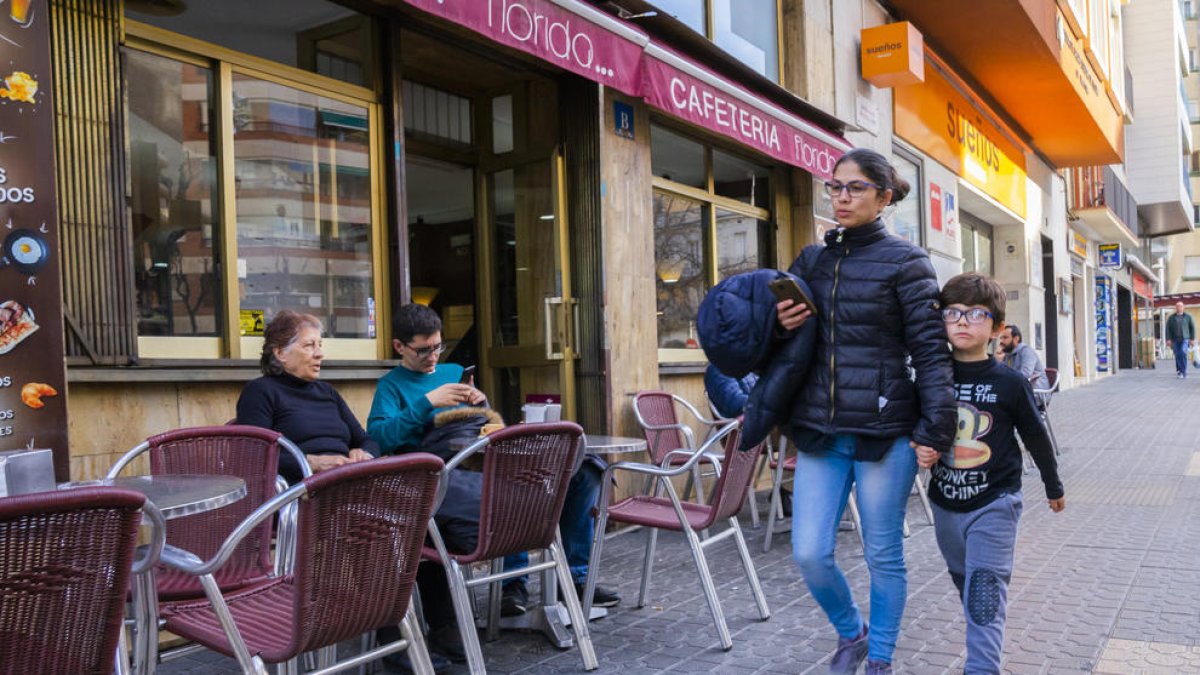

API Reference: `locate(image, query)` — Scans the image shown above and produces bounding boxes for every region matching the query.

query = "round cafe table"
[583,435,648,456]
[58,474,246,520]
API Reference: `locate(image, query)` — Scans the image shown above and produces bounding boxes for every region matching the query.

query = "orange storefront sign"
[861,22,924,88]
[894,57,1026,218]
[1057,11,1124,158]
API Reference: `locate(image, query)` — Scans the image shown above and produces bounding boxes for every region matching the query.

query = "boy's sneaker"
[864,660,893,675]
[829,626,868,674]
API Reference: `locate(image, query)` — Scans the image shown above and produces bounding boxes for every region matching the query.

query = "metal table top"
[584,435,648,455]
[59,474,246,520]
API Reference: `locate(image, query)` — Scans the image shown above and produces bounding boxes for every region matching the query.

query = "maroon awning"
[1153,292,1200,309]
[398,0,850,177]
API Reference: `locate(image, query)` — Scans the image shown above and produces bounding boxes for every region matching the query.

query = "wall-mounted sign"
[1095,275,1111,372]
[894,57,1027,217]
[944,190,958,241]
[0,0,69,479]
[929,183,943,232]
[613,99,635,140]
[1070,228,1088,257]
[1098,243,1122,268]
[860,22,925,88]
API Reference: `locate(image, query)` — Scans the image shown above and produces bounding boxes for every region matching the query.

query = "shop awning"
[394,0,850,177]
[1154,292,1200,309]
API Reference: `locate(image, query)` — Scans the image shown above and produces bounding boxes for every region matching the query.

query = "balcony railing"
[1066,165,1139,237]
[1126,66,1135,117]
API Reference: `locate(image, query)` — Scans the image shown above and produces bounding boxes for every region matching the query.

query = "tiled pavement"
[161,365,1200,674]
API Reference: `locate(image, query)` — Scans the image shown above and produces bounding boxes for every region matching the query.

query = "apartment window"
[1194,204,1200,224]
[652,124,773,358]
[1191,99,1200,123]
[125,0,383,360]
[650,0,781,82]
[1186,0,1197,19]
[1191,47,1199,72]
[1191,151,1200,174]
[1185,255,1200,279]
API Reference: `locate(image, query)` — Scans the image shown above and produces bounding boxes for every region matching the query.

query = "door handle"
[544,296,564,361]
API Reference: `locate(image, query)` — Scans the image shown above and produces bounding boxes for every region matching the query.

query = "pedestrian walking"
[918,272,1065,674]
[774,148,956,675]
[1165,301,1195,378]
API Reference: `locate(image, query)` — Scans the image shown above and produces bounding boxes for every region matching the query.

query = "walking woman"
[778,148,956,674]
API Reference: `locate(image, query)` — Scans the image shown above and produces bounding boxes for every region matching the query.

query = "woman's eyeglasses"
[405,342,446,359]
[941,307,994,325]
[822,180,883,198]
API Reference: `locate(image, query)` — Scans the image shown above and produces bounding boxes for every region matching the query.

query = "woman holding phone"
[777,148,955,675]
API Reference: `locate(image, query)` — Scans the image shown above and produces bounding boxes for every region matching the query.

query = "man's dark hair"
[1006,324,1023,343]
[940,272,1006,325]
[393,303,442,344]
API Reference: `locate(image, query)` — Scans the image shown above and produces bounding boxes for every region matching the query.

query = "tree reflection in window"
[654,192,708,349]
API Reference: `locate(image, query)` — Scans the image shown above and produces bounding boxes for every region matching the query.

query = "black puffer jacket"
[787,220,955,457]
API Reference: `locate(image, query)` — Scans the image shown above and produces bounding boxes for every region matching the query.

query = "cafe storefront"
[20,0,849,480]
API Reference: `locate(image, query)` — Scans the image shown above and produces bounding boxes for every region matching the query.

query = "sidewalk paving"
[161,364,1200,674]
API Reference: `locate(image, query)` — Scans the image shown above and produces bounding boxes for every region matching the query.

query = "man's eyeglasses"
[942,307,994,325]
[404,342,446,359]
[823,180,883,198]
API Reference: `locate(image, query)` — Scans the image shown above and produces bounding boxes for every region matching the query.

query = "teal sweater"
[368,363,464,454]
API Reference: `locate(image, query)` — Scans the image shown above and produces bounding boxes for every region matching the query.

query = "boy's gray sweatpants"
[932,492,1023,675]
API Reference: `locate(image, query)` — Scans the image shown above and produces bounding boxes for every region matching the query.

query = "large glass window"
[125,1,381,359]
[961,213,994,278]
[231,74,375,338]
[652,124,773,356]
[127,50,221,338]
[650,0,780,82]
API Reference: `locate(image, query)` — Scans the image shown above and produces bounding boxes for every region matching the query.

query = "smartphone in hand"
[459,365,476,384]
[768,277,817,315]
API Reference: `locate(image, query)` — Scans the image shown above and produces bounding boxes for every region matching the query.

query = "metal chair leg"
[683,526,732,650]
[1043,410,1061,456]
[637,525,659,608]
[691,463,708,506]
[581,505,610,618]
[445,560,487,675]
[746,443,771,528]
[400,607,438,675]
[730,518,770,620]
[485,559,504,642]
[550,539,599,671]
[914,468,934,525]
[762,441,790,553]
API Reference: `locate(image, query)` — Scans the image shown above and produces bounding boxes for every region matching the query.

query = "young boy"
[916,272,1065,674]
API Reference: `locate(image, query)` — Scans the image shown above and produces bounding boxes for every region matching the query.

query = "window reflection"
[651,125,706,188]
[887,152,922,245]
[651,0,705,33]
[712,0,779,81]
[231,73,375,338]
[655,192,707,349]
[713,149,770,206]
[127,49,221,337]
[716,208,765,280]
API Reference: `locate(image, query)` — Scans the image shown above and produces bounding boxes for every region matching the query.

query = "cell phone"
[768,277,817,314]
[459,365,476,384]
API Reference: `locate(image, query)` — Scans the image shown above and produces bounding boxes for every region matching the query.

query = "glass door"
[479,152,576,423]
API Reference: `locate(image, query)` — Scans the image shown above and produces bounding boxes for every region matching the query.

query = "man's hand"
[1048,497,1066,513]
[307,454,350,473]
[912,441,939,469]
[993,345,1005,361]
[776,299,812,331]
[426,383,487,408]
[347,448,373,462]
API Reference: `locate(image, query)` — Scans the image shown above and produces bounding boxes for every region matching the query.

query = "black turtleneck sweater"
[236,373,380,484]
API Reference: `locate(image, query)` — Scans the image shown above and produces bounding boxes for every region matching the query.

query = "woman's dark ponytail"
[834,148,908,204]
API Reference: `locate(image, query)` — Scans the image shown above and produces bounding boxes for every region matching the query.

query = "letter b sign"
[613,100,635,140]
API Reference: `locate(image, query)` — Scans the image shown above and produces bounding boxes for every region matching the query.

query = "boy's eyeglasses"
[405,342,446,359]
[942,308,994,325]
[822,180,883,198]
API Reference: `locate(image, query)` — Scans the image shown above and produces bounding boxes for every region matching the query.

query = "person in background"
[994,324,1048,390]
[236,310,378,485]
[1166,301,1195,379]
[776,148,956,675]
[918,272,1064,674]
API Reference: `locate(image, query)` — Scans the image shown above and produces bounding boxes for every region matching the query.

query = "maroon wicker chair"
[0,487,150,675]
[157,454,443,674]
[633,391,730,504]
[425,422,599,675]
[107,425,309,599]
[582,421,770,651]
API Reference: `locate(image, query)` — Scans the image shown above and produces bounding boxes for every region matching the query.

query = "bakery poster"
[0,0,69,479]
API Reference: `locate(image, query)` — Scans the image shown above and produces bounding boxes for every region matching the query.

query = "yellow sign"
[861,22,924,88]
[239,309,265,336]
[1057,12,1123,154]
[1070,229,1088,258]
[894,59,1027,217]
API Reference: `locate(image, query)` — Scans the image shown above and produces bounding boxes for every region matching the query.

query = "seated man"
[995,324,1049,390]
[368,305,620,635]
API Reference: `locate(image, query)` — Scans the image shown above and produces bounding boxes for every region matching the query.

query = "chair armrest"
[158,543,206,576]
[674,395,728,429]
[607,421,739,482]
[160,482,309,577]
[278,435,313,479]
[130,501,167,576]
[431,435,492,513]
[105,441,151,479]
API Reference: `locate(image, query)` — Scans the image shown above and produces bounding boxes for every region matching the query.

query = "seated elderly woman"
[236,310,379,483]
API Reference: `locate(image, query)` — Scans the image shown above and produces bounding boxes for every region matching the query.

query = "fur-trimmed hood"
[432,406,504,428]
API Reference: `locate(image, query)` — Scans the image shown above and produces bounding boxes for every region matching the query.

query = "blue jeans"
[1174,340,1190,375]
[791,434,918,663]
[504,461,603,586]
